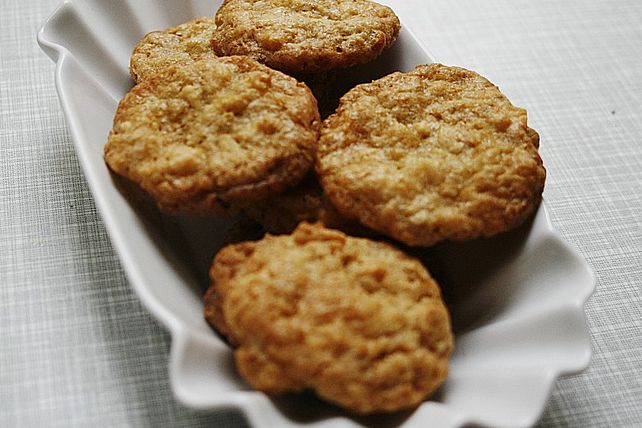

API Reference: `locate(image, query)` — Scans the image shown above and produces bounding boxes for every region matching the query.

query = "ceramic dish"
[37,1,595,426]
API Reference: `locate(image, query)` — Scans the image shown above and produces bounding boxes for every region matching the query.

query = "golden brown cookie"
[211,0,400,74]
[316,63,546,247]
[130,17,218,83]
[106,56,320,215]
[244,172,373,235]
[204,222,453,414]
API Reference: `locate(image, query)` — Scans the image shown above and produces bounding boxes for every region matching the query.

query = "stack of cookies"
[104,0,546,415]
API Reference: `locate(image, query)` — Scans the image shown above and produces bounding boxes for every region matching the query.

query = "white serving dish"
[37,1,595,426]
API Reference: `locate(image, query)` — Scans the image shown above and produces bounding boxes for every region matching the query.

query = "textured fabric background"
[1,0,641,426]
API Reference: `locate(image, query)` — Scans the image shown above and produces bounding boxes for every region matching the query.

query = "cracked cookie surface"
[204,222,453,413]
[106,55,319,215]
[316,63,546,246]
[211,0,400,74]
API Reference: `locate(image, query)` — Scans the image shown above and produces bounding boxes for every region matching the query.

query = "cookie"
[105,55,320,215]
[244,172,372,235]
[211,0,400,74]
[204,222,453,414]
[316,63,546,247]
[130,17,218,83]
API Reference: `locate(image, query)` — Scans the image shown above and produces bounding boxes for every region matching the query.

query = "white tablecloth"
[2,0,641,426]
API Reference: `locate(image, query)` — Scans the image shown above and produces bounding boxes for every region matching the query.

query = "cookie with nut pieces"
[106,55,320,216]
[316,63,546,247]
[211,0,400,74]
[204,222,453,414]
